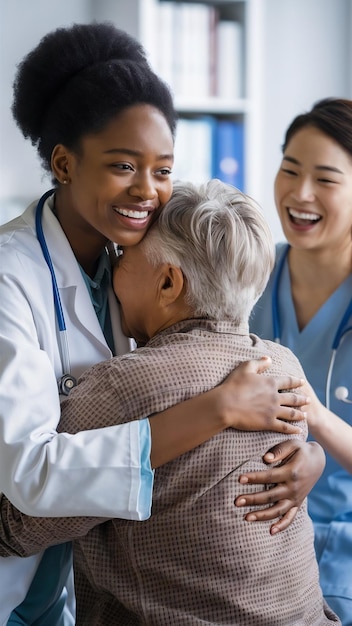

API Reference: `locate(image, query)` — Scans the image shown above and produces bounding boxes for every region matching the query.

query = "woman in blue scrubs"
[250,98,352,625]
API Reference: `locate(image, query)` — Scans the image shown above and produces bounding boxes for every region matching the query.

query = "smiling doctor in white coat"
[0,22,323,626]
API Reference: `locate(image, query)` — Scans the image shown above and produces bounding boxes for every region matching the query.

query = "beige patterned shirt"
[0,320,339,625]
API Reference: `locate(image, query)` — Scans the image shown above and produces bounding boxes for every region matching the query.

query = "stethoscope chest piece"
[58,374,77,396]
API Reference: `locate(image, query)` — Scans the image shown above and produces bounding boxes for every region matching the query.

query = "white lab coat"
[0,195,152,622]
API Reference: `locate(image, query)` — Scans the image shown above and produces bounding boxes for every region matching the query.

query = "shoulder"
[257,335,305,379]
[0,202,38,262]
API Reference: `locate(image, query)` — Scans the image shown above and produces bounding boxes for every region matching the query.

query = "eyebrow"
[282,155,344,174]
[103,148,174,160]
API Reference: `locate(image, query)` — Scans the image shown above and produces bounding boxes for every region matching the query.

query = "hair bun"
[12,22,148,144]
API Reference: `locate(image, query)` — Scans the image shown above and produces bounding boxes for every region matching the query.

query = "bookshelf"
[92,0,264,198]
[1,0,349,234]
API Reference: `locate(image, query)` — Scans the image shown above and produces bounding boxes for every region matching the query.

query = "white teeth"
[288,208,321,221]
[115,208,149,219]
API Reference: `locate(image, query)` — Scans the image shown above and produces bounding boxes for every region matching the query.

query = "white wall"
[0,0,91,222]
[259,0,351,240]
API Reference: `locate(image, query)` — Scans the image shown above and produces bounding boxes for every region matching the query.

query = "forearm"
[150,357,308,469]
[304,379,352,473]
[150,386,227,468]
[309,406,352,473]
[0,493,104,558]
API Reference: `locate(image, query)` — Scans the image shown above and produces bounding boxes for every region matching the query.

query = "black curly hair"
[12,22,177,173]
[282,97,352,157]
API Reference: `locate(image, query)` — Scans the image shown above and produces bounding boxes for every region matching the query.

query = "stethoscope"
[272,244,352,410]
[35,190,77,395]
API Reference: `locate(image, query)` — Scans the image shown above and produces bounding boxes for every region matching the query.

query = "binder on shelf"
[216,20,243,99]
[212,120,245,191]
[177,3,212,98]
[157,1,175,89]
[155,2,218,99]
[173,116,217,185]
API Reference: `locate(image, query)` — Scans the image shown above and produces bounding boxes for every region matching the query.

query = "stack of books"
[155,1,243,100]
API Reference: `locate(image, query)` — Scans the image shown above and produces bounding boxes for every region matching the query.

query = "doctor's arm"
[0,384,324,559]
[0,354,303,558]
[150,358,325,533]
[149,356,308,468]
[0,494,105,557]
[303,380,352,473]
[0,356,315,559]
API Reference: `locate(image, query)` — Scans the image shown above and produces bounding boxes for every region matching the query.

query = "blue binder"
[212,120,244,191]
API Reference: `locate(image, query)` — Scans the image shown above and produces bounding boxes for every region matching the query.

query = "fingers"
[275,375,306,392]
[270,508,298,534]
[241,498,292,521]
[232,355,272,376]
[233,362,307,395]
[277,391,309,410]
[262,439,303,464]
[235,482,289,507]
[234,439,322,536]
[237,453,302,495]
[237,468,277,487]
[270,421,302,434]
[275,406,306,423]
[235,495,299,534]
[251,355,272,374]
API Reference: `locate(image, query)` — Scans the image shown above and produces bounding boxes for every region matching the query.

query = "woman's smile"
[287,207,322,228]
[112,201,158,230]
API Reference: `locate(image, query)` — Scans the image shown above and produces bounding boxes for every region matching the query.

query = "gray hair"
[141,179,275,323]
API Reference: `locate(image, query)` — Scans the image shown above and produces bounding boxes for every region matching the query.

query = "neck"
[147,303,194,341]
[288,244,352,289]
[54,190,108,277]
[287,244,352,330]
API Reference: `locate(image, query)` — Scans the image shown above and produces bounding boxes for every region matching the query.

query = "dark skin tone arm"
[149,356,308,468]
[0,439,324,557]
[0,357,321,558]
[150,356,324,531]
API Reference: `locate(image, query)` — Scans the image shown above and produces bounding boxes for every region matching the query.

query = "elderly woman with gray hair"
[0,180,339,625]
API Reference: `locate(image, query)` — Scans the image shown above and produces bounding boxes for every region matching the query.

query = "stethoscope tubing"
[35,190,66,332]
[272,244,352,408]
[35,190,76,393]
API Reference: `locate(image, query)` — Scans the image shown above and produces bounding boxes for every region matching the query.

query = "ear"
[159,264,185,307]
[51,144,73,185]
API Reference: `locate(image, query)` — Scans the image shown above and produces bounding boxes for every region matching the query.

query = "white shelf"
[92,0,263,197]
[174,97,251,116]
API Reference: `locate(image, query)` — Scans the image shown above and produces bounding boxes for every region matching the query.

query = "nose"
[128,171,158,201]
[291,176,315,203]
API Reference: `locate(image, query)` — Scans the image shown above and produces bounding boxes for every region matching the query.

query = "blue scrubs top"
[8,251,153,625]
[250,243,352,624]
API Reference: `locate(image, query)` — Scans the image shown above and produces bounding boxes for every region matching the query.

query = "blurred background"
[1,0,351,240]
